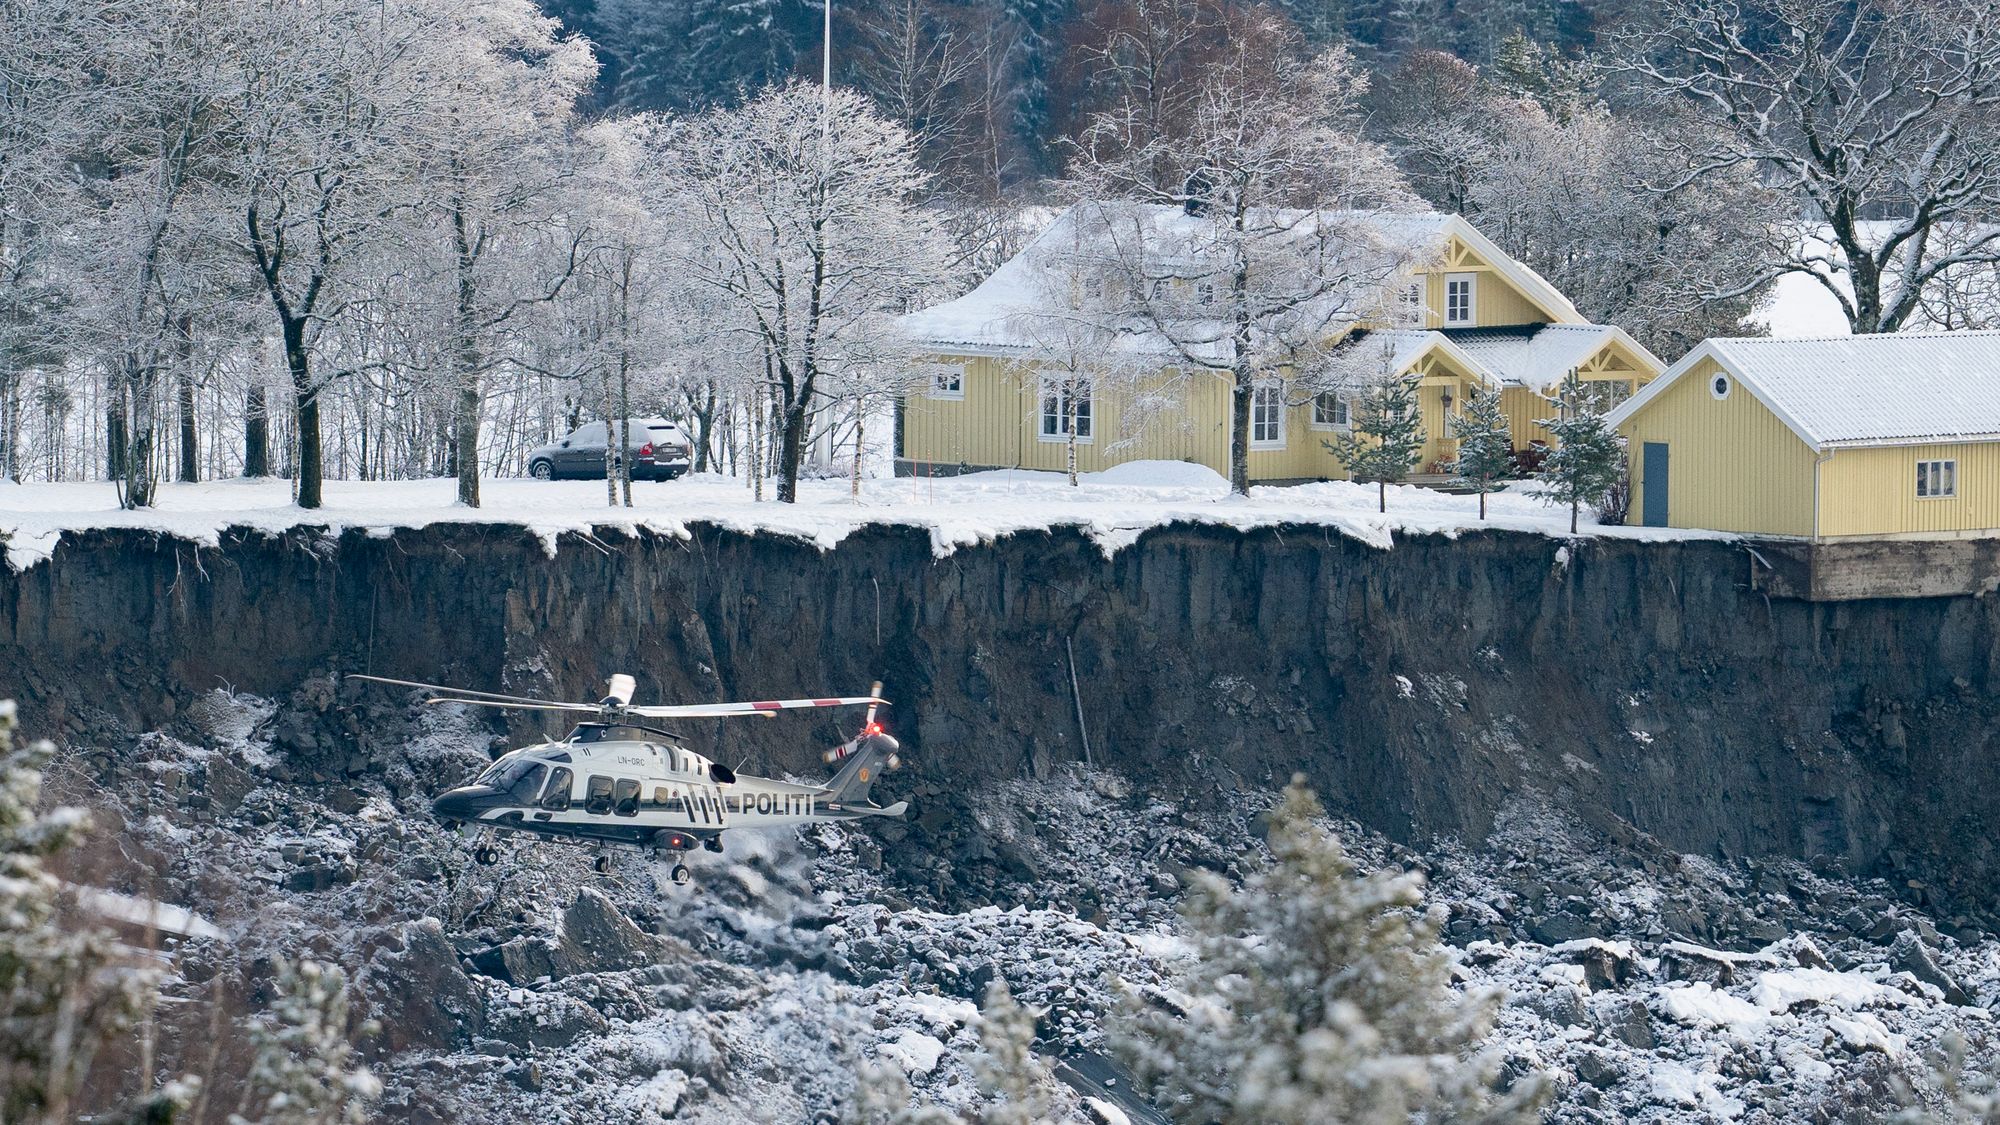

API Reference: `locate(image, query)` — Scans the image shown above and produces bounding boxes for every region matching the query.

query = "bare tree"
[1619,0,2000,333]
[641,83,947,503]
[1069,20,1421,494]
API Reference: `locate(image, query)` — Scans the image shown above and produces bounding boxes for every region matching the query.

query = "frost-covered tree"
[641,83,948,502]
[1535,369,1625,534]
[225,0,438,509]
[230,958,379,1125]
[1323,351,1423,513]
[401,1,595,509]
[1618,0,2000,334]
[1448,386,1512,519]
[1069,18,1421,494]
[0,701,162,1123]
[1114,775,1542,1125]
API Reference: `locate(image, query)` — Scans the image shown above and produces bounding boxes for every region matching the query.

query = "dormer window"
[1444,273,1476,325]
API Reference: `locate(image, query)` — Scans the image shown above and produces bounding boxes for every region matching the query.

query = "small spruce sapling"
[1326,372,1425,513]
[1113,775,1545,1125]
[1448,387,1513,519]
[1535,370,1626,534]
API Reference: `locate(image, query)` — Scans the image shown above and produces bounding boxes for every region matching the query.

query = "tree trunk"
[177,358,198,483]
[106,407,127,482]
[851,409,865,498]
[1378,479,1386,514]
[1479,488,1487,520]
[1571,497,1580,534]
[776,396,809,503]
[285,319,323,509]
[244,387,269,477]
[454,376,480,508]
[602,377,618,508]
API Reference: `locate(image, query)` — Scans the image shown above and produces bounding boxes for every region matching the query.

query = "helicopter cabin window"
[540,767,573,811]
[726,796,741,813]
[645,785,681,810]
[585,775,615,815]
[613,778,641,816]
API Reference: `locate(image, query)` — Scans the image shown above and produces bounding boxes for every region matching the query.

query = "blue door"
[1641,442,1670,527]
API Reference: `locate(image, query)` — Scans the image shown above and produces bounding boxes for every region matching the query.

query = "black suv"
[526,418,693,481]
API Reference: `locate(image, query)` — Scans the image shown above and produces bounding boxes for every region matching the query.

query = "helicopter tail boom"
[824,732,900,807]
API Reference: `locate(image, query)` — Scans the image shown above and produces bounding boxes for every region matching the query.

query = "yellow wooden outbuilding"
[894,203,1663,483]
[1605,333,2000,540]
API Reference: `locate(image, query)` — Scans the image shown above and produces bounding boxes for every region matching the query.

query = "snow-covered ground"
[0,462,1726,572]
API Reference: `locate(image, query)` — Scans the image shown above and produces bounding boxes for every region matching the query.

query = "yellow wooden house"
[894,203,1663,483]
[1605,333,2000,540]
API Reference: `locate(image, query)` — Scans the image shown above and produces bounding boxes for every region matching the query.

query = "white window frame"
[1250,382,1287,449]
[1310,391,1351,431]
[926,363,965,400]
[1038,375,1094,443]
[1917,459,1957,499]
[1444,273,1477,325]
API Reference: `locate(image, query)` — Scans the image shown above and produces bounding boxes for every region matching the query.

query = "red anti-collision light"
[864,722,883,736]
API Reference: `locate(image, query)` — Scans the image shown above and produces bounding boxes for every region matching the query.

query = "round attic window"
[1709,373,1732,400]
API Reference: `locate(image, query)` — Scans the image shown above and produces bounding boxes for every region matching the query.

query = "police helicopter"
[349,672,906,886]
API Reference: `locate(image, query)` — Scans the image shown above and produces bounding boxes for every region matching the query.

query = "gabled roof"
[1340,329,1503,387]
[1605,331,2000,448]
[896,202,1584,357]
[1441,323,1665,392]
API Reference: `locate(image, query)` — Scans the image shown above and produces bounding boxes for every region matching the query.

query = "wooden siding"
[1816,442,2000,539]
[901,355,1229,475]
[1616,357,1818,537]
[1418,237,1569,328]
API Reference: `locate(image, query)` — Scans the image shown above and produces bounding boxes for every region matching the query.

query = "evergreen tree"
[231,959,379,1125]
[1448,387,1513,519]
[1325,372,1425,513]
[1535,369,1626,534]
[1114,775,1544,1125]
[0,701,166,1124]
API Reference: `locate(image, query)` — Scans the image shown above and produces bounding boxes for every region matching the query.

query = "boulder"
[1890,932,1972,1006]
[364,918,487,1053]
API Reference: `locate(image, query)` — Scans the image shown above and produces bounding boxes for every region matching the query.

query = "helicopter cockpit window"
[612,778,641,817]
[504,763,547,805]
[585,775,615,815]
[478,757,538,793]
[541,767,573,811]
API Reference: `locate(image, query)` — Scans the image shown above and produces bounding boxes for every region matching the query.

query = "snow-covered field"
[0,462,1726,572]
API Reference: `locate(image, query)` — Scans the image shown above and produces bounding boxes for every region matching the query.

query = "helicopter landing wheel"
[593,853,612,875]
[670,863,692,886]
[702,836,723,854]
[473,844,499,866]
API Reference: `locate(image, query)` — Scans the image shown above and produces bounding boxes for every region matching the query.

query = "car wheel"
[529,459,554,480]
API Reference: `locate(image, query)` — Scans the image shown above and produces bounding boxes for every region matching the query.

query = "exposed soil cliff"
[4,521,1997,920]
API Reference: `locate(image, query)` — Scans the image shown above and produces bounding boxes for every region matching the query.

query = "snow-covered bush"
[0,700,162,1124]
[231,958,380,1125]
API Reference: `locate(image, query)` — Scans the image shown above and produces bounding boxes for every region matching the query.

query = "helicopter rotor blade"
[422,697,602,714]
[863,680,883,729]
[346,674,588,709]
[627,695,889,721]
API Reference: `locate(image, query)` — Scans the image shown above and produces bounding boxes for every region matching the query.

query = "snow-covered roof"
[1440,324,1665,392]
[897,202,1583,358]
[1337,329,1502,387]
[1606,331,2000,448]
[1341,323,1657,393]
